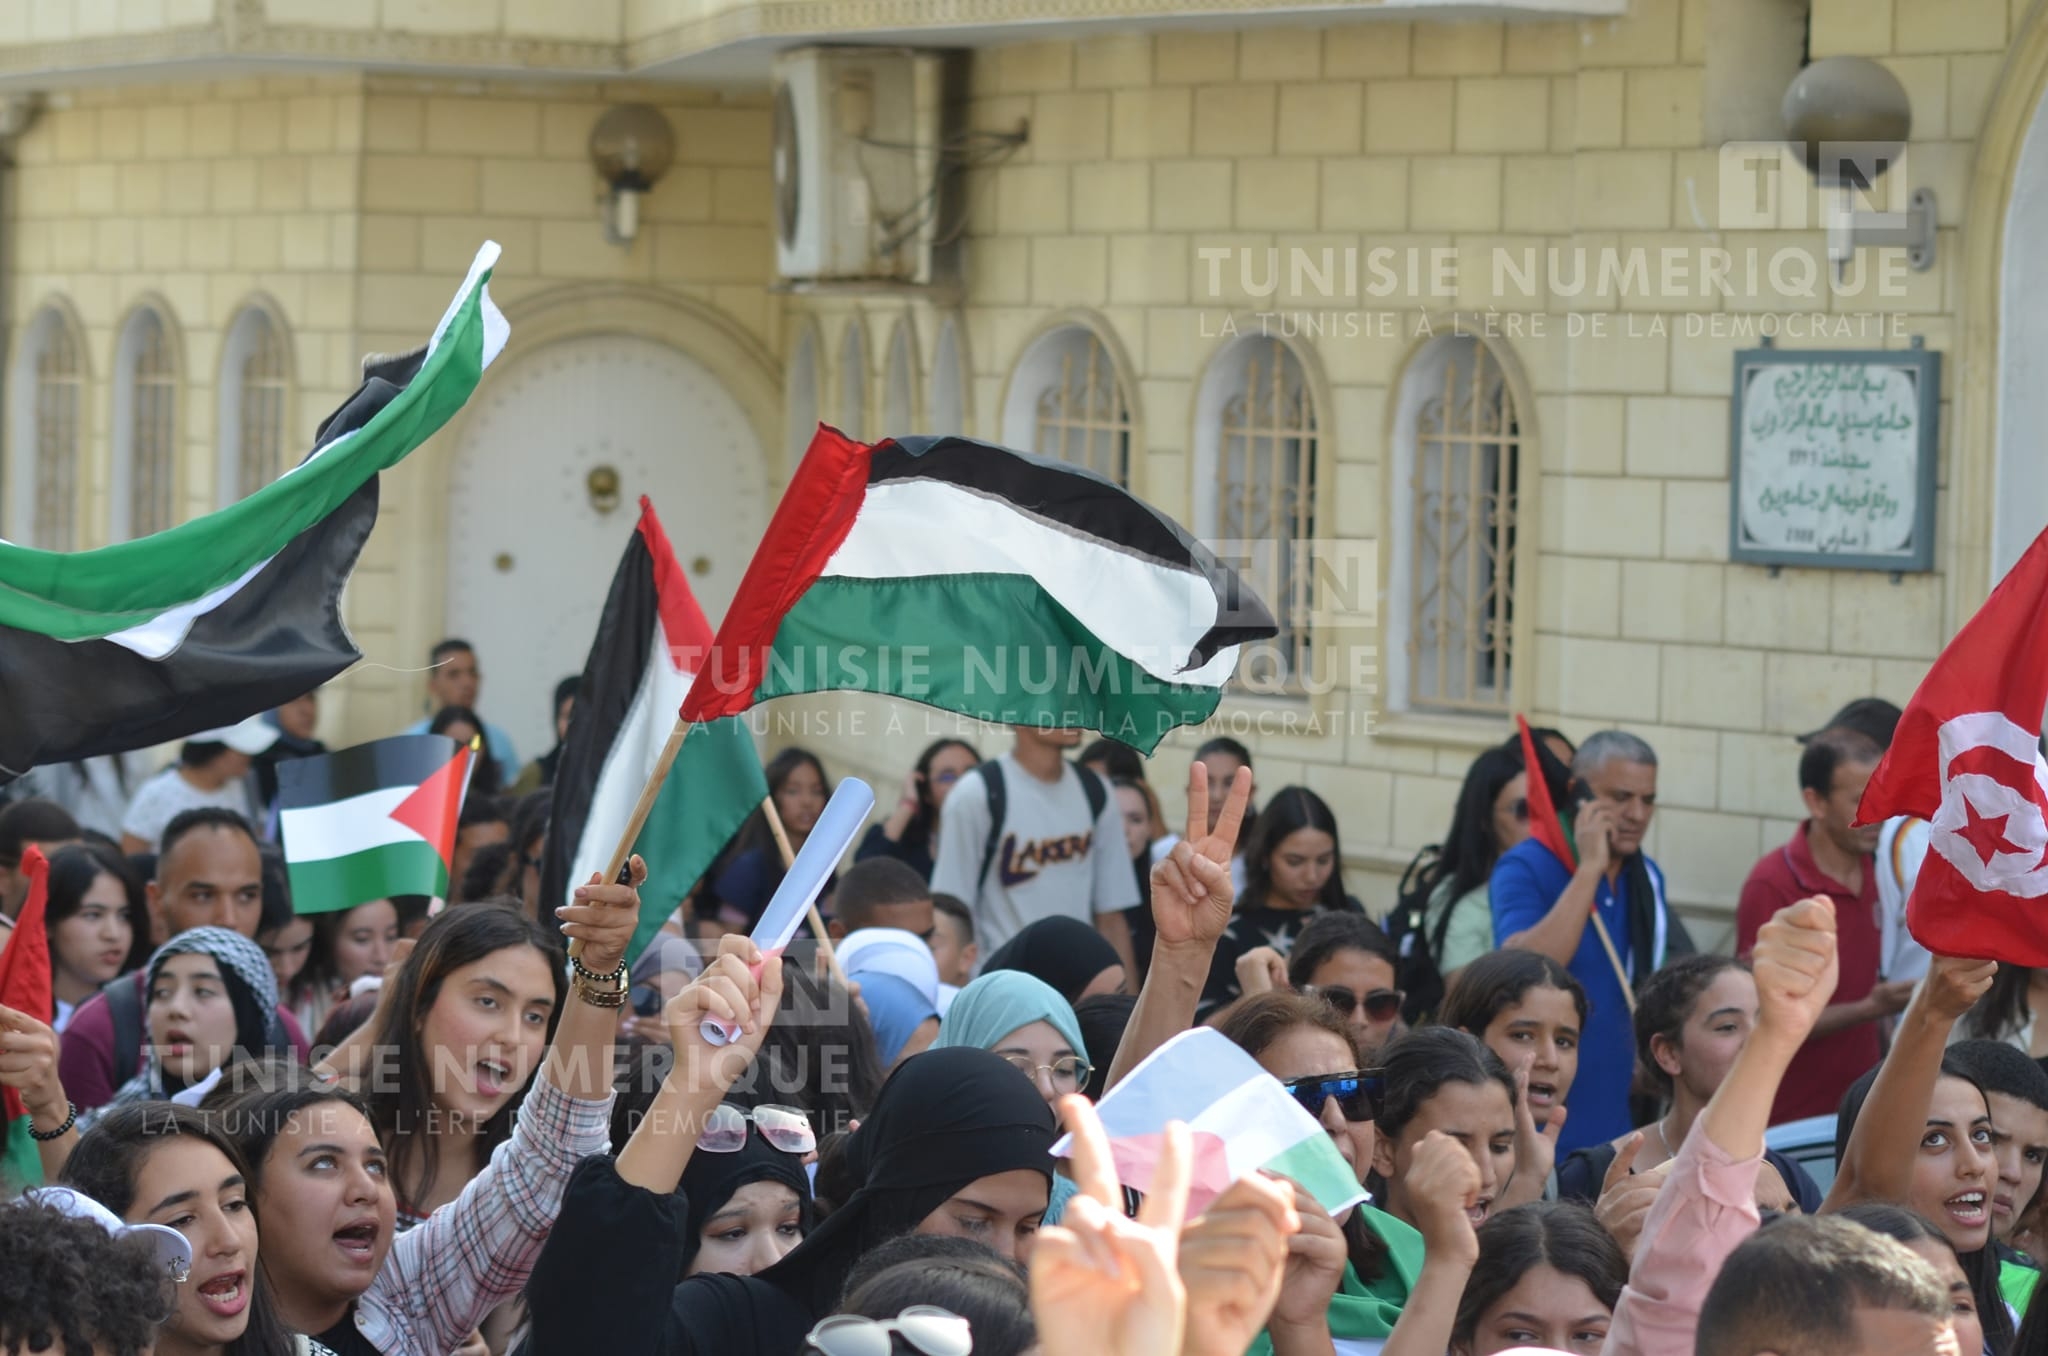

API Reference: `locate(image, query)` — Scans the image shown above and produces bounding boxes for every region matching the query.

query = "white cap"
[23,1186,193,1283]
[187,715,281,756]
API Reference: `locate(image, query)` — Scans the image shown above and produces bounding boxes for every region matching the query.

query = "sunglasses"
[998,1052,1093,1091]
[1282,1069,1384,1123]
[631,982,664,1018]
[1305,985,1405,1023]
[697,1104,817,1156]
[806,1307,973,1356]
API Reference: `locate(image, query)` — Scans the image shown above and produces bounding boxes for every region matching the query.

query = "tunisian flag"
[1857,529,2048,964]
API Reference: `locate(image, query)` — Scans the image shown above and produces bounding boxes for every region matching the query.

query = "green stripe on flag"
[627,716,768,964]
[755,575,1227,755]
[2,1115,42,1193]
[286,841,449,916]
[0,250,499,640]
[1261,1132,1372,1215]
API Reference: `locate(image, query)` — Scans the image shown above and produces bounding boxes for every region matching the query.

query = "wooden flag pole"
[1589,911,1637,1014]
[759,793,849,989]
[567,716,692,963]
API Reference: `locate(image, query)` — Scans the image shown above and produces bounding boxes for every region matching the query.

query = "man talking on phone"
[1490,729,1687,1152]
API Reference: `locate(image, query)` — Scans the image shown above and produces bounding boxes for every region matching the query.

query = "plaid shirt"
[343,1071,614,1355]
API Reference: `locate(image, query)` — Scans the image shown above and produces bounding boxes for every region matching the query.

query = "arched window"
[931,315,968,436]
[1194,336,1319,691]
[1002,322,1133,485]
[9,302,86,549]
[837,319,868,439]
[881,317,917,436]
[1388,335,1523,715]
[218,303,293,506]
[787,322,821,464]
[111,302,181,540]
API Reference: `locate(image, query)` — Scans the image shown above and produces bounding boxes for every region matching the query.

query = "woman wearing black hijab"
[981,915,1128,1003]
[518,938,1058,1356]
[675,1104,814,1278]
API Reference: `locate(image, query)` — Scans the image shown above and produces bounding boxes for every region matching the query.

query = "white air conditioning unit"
[772,46,947,287]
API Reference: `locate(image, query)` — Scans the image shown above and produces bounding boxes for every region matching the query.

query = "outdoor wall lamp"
[586,465,622,514]
[1783,56,1936,278]
[589,104,676,246]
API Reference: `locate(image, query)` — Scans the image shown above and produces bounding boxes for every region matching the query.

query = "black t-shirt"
[1198,896,1365,1017]
[309,1308,381,1356]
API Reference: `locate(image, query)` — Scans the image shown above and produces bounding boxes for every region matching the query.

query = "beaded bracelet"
[28,1101,77,1141]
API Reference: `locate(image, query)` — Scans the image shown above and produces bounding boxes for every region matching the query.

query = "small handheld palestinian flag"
[544,499,768,965]
[0,241,508,783]
[0,847,52,1191]
[277,735,475,914]
[681,426,1278,753]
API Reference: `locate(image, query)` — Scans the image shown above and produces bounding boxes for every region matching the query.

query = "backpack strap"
[977,759,1009,893]
[104,973,144,1088]
[1075,762,1109,826]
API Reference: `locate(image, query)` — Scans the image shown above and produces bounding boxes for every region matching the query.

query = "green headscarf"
[1246,1205,1423,1352]
[933,970,1087,1063]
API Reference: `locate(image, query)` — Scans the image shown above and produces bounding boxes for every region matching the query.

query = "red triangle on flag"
[389,742,473,871]
[1517,715,1577,870]
[0,847,53,1120]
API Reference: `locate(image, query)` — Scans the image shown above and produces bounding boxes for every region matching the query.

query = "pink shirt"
[1602,1119,1762,1356]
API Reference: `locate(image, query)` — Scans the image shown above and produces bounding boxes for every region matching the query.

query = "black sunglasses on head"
[1305,985,1405,1023]
[1282,1069,1384,1123]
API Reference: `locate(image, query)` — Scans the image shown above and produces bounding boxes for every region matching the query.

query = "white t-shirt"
[930,753,1139,957]
[121,768,255,849]
[1876,815,1933,983]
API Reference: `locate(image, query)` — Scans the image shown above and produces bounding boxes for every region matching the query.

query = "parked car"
[1765,1113,1838,1196]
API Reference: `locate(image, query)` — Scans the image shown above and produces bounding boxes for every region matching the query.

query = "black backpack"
[976,758,1110,893]
[1384,843,1458,1026]
[104,972,146,1088]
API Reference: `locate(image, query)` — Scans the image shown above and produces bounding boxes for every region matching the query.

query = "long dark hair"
[44,842,150,976]
[1963,964,2037,1044]
[1420,743,1528,906]
[361,901,566,1211]
[725,748,832,889]
[1214,991,1387,1285]
[1634,954,1747,1098]
[1845,1203,2010,1356]
[905,738,979,849]
[1438,949,1589,1037]
[1376,1027,1518,1144]
[61,1102,298,1356]
[1240,786,1346,912]
[1452,1201,1624,1351]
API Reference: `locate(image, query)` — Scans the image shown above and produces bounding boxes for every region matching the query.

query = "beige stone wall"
[781,0,2012,939]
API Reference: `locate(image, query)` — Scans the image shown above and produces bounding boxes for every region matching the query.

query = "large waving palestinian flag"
[277,736,475,913]
[679,427,1277,753]
[544,498,768,963]
[0,241,508,781]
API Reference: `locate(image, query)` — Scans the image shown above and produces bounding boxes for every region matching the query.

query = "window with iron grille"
[1012,327,1131,486]
[234,310,290,499]
[30,309,82,550]
[120,307,179,539]
[1405,336,1520,714]
[1205,337,1317,691]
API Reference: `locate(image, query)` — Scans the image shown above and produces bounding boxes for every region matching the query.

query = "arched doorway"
[443,333,768,759]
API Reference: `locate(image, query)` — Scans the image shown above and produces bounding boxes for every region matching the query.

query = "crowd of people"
[0,642,2037,1356]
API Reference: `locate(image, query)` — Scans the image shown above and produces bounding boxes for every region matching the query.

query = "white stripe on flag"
[822,478,1239,688]
[281,786,424,864]
[565,624,693,909]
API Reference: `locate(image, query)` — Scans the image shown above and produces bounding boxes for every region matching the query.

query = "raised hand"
[0,1003,66,1126]
[1921,953,1998,1024]
[557,854,648,974]
[668,934,786,1092]
[1266,1183,1348,1335]
[1572,798,1613,877]
[1752,895,1840,1046]
[1235,946,1289,999]
[1151,763,1253,950]
[1594,1133,1669,1260]
[1029,1096,1191,1356]
[1500,1060,1568,1208]
[1175,1171,1297,1356]
[1404,1130,1483,1266]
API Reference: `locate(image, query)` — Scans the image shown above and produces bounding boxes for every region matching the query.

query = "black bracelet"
[568,954,627,987]
[28,1102,76,1141]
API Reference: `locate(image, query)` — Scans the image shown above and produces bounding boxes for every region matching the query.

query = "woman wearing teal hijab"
[934,971,1094,1225]
[933,971,1091,1105]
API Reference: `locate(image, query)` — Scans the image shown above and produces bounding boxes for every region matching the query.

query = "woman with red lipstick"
[62,1101,298,1356]
[43,843,149,1033]
[215,870,640,1355]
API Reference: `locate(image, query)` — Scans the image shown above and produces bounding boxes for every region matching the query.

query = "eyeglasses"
[806,1307,972,1356]
[698,1103,817,1156]
[1282,1069,1384,1123]
[931,769,964,787]
[998,1052,1092,1091]
[1305,985,1405,1023]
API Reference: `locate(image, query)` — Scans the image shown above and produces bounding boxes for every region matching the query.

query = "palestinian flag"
[544,498,767,964]
[277,736,475,913]
[0,848,52,1192]
[0,241,508,781]
[680,427,1277,753]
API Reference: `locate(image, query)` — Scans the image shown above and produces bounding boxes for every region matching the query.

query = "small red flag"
[1857,528,2048,964]
[0,846,53,1120]
[1517,715,1577,871]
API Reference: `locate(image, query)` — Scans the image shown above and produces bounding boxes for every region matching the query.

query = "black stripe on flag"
[275,735,459,810]
[539,530,659,934]
[873,434,1278,668]
[0,361,416,781]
